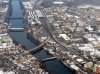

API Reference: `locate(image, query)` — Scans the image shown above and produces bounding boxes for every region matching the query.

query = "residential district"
[0,0,100,74]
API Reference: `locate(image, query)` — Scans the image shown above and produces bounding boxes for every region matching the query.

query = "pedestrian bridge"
[9,28,24,32]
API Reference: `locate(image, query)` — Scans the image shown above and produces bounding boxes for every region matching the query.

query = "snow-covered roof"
[35,10,43,17]
[87,37,96,41]
[70,65,79,70]
[59,34,70,41]
[53,1,64,5]
[86,27,93,31]
[76,58,84,62]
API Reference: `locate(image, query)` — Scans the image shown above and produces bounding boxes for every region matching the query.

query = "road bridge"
[9,28,24,32]
[29,40,46,53]
[41,57,56,62]
[9,16,24,19]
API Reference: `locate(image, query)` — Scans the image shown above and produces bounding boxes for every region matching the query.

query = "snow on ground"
[0,70,15,74]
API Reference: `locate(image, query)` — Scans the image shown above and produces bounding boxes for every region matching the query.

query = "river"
[72,0,100,6]
[8,0,74,74]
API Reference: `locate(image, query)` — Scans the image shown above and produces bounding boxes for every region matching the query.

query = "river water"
[72,0,100,6]
[8,0,73,74]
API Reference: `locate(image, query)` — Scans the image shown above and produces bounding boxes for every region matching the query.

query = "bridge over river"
[9,28,24,32]
[8,16,24,19]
